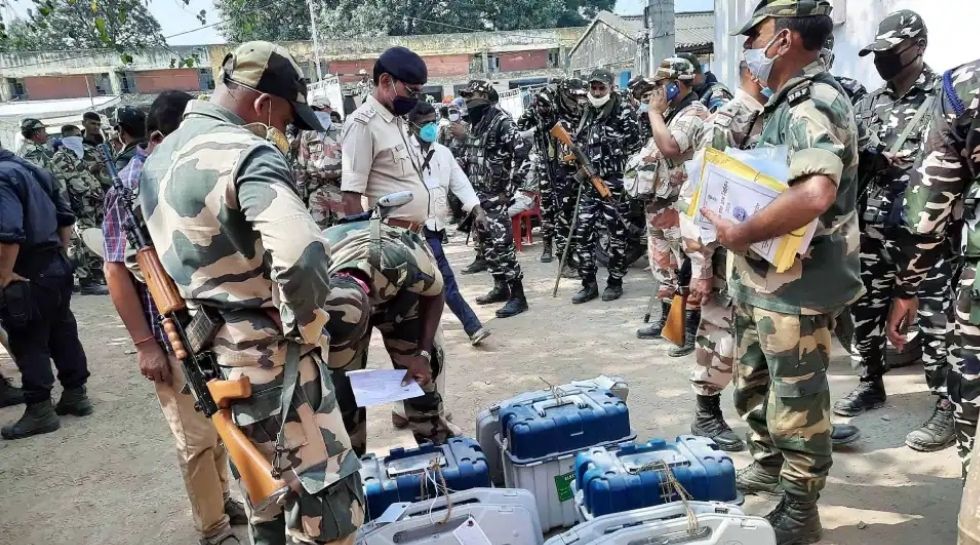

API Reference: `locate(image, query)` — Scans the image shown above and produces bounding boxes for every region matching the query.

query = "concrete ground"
[0,232,962,545]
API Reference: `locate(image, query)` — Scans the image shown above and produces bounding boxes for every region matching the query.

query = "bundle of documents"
[680,147,817,273]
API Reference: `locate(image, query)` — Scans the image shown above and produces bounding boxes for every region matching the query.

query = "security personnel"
[459,79,530,318]
[0,143,92,440]
[516,77,588,266]
[637,58,708,341]
[706,2,862,542]
[112,106,146,172]
[571,68,642,304]
[17,118,53,171]
[297,96,344,229]
[678,52,734,113]
[886,58,980,478]
[833,11,956,453]
[139,41,362,544]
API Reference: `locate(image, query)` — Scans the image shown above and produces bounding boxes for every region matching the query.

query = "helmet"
[556,77,587,114]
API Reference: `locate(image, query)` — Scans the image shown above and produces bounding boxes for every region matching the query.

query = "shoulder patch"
[714,110,735,128]
[788,85,811,106]
[352,108,376,124]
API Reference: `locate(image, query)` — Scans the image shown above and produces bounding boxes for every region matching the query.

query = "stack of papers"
[347,369,425,408]
[682,148,817,273]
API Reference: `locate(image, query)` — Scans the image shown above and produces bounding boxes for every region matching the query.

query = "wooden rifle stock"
[548,123,612,199]
[135,248,185,315]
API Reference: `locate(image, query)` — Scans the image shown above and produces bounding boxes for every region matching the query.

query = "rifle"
[549,123,611,199]
[98,144,288,511]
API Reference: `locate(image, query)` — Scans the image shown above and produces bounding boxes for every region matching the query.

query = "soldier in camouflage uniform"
[516,77,588,265]
[50,126,109,295]
[460,79,530,318]
[322,215,460,456]
[296,96,345,229]
[832,11,958,454]
[17,118,53,171]
[636,58,709,343]
[570,69,642,304]
[705,2,863,542]
[678,52,734,113]
[139,42,362,545]
[887,59,980,477]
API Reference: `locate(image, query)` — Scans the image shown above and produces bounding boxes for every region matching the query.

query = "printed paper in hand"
[347,369,425,408]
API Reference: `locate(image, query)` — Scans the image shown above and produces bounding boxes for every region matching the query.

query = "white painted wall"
[713,0,980,92]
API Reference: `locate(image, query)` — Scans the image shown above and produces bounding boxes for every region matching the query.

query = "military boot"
[833,377,886,416]
[766,495,822,545]
[601,278,623,302]
[55,386,93,417]
[831,424,861,448]
[668,309,701,357]
[79,280,109,296]
[496,279,529,318]
[1,400,60,440]
[906,397,956,452]
[476,279,510,305]
[461,256,489,275]
[0,376,25,408]
[199,528,240,545]
[690,394,745,452]
[540,238,554,263]
[224,496,248,525]
[637,302,671,340]
[572,277,599,304]
[736,462,781,495]
[560,264,580,279]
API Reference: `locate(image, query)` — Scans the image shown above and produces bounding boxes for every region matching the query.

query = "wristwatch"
[417,350,432,363]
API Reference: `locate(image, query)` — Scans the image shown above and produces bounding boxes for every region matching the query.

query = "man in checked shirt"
[101,90,247,545]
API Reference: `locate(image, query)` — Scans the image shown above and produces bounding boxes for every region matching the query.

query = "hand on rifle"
[392,352,432,387]
[138,340,172,385]
[689,277,713,307]
[472,205,488,230]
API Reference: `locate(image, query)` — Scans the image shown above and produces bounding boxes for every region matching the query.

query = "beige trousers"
[154,354,232,538]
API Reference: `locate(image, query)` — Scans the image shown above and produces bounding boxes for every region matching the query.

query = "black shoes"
[690,394,745,452]
[1,400,60,440]
[79,281,109,296]
[55,386,93,417]
[833,378,886,417]
[668,309,701,357]
[572,278,599,304]
[906,398,956,452]
[637,302,671,339]
[766,495,823,545]
[735,462,781,496]
[831,424,861,448]
[601,279,623,302]
[476,280,509,305]
[0,376,24,408]
[540,240,554,263]
[496,280,529,318]
[461,257,489,275]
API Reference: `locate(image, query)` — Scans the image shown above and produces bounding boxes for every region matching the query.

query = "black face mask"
[874,47,918,81]
[389,80,419,116]
[466,98,491,125]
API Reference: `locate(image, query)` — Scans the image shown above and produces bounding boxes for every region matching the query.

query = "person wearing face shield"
[833,10,957,455]
[296,95,345,229]
[701,2,862,542]
[568,68,643,305]
[636,58,708,339]
[458,79,530,318]
[138,41,364,545]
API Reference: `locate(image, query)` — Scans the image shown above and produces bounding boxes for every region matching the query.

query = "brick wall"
[23,75,94,100]
[134,69,201,93]
[331,53,472,83]
[498,49,549,72]
[329,60,376,83]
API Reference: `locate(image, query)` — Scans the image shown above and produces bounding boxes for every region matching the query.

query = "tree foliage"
[214,0,313,43]
[0,0,166,52]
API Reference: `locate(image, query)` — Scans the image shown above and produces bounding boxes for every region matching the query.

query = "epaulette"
[714,109,735,128]
[787,83,812,107]
[352,108,376,125]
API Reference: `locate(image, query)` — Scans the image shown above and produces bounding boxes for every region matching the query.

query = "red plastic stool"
[511,195,542,252]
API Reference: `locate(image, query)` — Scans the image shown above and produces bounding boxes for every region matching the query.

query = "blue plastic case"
[360,437,491,520]
[574,436,738,517]
[499,390,632,460]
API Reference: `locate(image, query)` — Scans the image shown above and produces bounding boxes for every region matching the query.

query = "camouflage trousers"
[70,221,105,285]
[646,207,683,301]
[573,182,631,281]
[325,277,460,457]
[307,183,345,230]
[733,304,834,500]
[551,169,581,260]
[475,203,523,282]
[850,233,953,395]
[948,262,980,476]
[247,473,364,545]
[691,295,735,396]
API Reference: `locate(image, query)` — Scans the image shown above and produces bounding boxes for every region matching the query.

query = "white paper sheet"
[347,369,425,408]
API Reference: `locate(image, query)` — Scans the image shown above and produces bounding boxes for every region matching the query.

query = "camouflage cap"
[627,75,655,99]
[588,68,615,86]
[220,40,321,131]
[459,79,498,102]
[858,10,927,57]
[20,118,45,131]
[732,0,833,36]
[653,57,697,82]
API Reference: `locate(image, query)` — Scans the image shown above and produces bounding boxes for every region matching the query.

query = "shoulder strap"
[944,69,969,118]
[272,341,301,477]
[888,94,936,154]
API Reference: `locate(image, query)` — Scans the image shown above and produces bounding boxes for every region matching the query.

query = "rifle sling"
[888,94,935,155]
[273,341,301,475]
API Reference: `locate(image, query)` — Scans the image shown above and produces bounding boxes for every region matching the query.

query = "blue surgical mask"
[638,103,649,114]
[418,122,439,143]
[761,87,774,99]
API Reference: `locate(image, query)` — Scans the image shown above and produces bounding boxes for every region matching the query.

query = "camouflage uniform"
[729,58,863,500]
[847,63,948,399]
[462,103,528,282]
[694,76,735,114]
[322,219,459,455]
[139,43,362,545]
[898,59,980,472]
[17,141,53,172]
[296,126,344,229]
[574,71,643,284]
[82,143,113,191]
[836,77,868,105]
[50,147,106,286]
[645,59,710,301]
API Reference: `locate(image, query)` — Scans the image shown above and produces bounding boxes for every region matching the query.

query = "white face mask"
[61,136,84,160]
[448,112,461,122]
[588,93,611,108]
[314,111,333,131]
[743,31,787,88]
